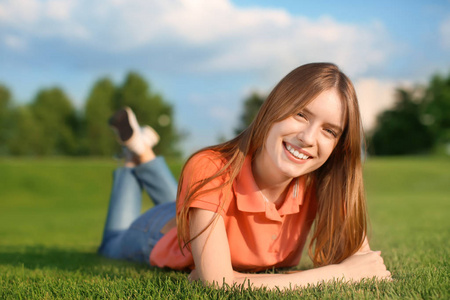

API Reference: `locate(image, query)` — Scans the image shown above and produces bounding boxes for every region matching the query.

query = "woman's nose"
[297,125,316,147]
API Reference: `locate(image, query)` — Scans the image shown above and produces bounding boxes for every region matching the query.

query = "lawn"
[0,156,448,299]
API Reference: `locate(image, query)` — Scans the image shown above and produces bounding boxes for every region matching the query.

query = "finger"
[382,270,391,278]
[375,272,390,281]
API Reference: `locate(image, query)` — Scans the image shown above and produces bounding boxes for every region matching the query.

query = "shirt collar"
[233,155,305,222]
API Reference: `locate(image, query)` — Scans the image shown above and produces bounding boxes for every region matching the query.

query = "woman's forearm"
[229,250,390,290]
[189,209,389,290]
[231,264,342,290]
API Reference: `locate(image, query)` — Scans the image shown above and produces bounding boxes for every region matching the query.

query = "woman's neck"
[251,152,293,207]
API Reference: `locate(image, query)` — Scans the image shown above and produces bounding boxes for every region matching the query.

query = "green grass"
[0,156,449,299]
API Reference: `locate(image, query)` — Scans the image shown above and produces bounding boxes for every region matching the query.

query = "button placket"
[268,221,283,254]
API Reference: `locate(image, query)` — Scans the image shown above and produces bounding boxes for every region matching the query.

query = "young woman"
[98,62,391,290]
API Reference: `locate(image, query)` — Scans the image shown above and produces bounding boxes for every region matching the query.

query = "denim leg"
[118,202,176,264]
[98,167,142,258]
[133,157,178,205]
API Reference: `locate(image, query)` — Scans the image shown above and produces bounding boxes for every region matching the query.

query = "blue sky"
[0,0,449,153]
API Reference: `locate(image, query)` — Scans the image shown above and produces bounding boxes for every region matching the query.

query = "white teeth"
[285,143,309,160]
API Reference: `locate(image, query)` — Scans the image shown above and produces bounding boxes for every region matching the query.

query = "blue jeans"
[98,157,178,264]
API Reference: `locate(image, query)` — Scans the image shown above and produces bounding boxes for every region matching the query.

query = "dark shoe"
[109,107,146,154]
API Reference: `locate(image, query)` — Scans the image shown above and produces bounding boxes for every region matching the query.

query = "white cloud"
[354,78,398,131]
[3,34,27,50]
[440,15,450,49]
[0,0,88,40]
[0,0,396,77]
[0,0,40,24]
[199,16,392,77]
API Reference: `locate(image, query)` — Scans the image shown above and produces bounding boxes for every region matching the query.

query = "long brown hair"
[177,62,367,267]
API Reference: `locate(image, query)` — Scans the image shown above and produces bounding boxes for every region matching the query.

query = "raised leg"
[133,156,178,205]
[99,107,176,261]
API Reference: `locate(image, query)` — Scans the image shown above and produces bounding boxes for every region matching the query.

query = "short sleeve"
[177,151,229,217]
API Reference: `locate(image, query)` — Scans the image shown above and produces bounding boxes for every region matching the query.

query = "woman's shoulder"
[186,149,227,172]
[180,149,231,199]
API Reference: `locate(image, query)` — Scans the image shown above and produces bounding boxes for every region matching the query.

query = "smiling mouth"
[284,143,310,160]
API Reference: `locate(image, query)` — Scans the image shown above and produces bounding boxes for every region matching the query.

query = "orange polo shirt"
[150,150,317,272]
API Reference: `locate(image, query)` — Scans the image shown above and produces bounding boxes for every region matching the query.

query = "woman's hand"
[339,250,391,282]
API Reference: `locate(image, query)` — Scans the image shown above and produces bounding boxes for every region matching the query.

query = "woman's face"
[257,89,344,182]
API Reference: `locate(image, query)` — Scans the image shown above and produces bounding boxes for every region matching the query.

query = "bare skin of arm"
[189,208,391,290]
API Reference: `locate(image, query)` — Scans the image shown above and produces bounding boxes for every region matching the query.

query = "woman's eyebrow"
[328,124,343,134]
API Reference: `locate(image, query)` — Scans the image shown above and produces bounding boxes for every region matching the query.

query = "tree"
[234,92,265,135]
[84,78,116,156]
[30,87,78,155]
[0,84,12,154]
[0,84,11,115]
[423,73,450,150]
[370,88,433,155]
[115,72,182,157]
[8,106,45,155]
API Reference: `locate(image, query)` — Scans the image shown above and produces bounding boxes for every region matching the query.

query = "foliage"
[84,78,117,156]
[7,88,78,156]
[370,71,450,155]
[0,84,12,154]
[115,72,182,158]
[234,92,265,135]
[7,106,44,155]
[0,157,448,298]
[32,88,78,155]
[423,73,450,147]
[0,72,182,158]
[370,89,433,155]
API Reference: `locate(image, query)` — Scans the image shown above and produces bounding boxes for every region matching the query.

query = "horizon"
[1,0,449,153]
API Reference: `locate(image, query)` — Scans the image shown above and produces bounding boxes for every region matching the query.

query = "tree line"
[369,73,450,155]
[0,72,182,157]
[1,70,448,157]
[234,72,450,156]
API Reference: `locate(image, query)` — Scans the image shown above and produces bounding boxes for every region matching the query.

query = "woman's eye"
[297,112,307,119]
[324,128,337,138]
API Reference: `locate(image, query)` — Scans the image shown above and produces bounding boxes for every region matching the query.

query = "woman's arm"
[189,208,390,290]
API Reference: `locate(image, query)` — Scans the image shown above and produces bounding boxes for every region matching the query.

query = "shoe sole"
[108,109,133,142]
